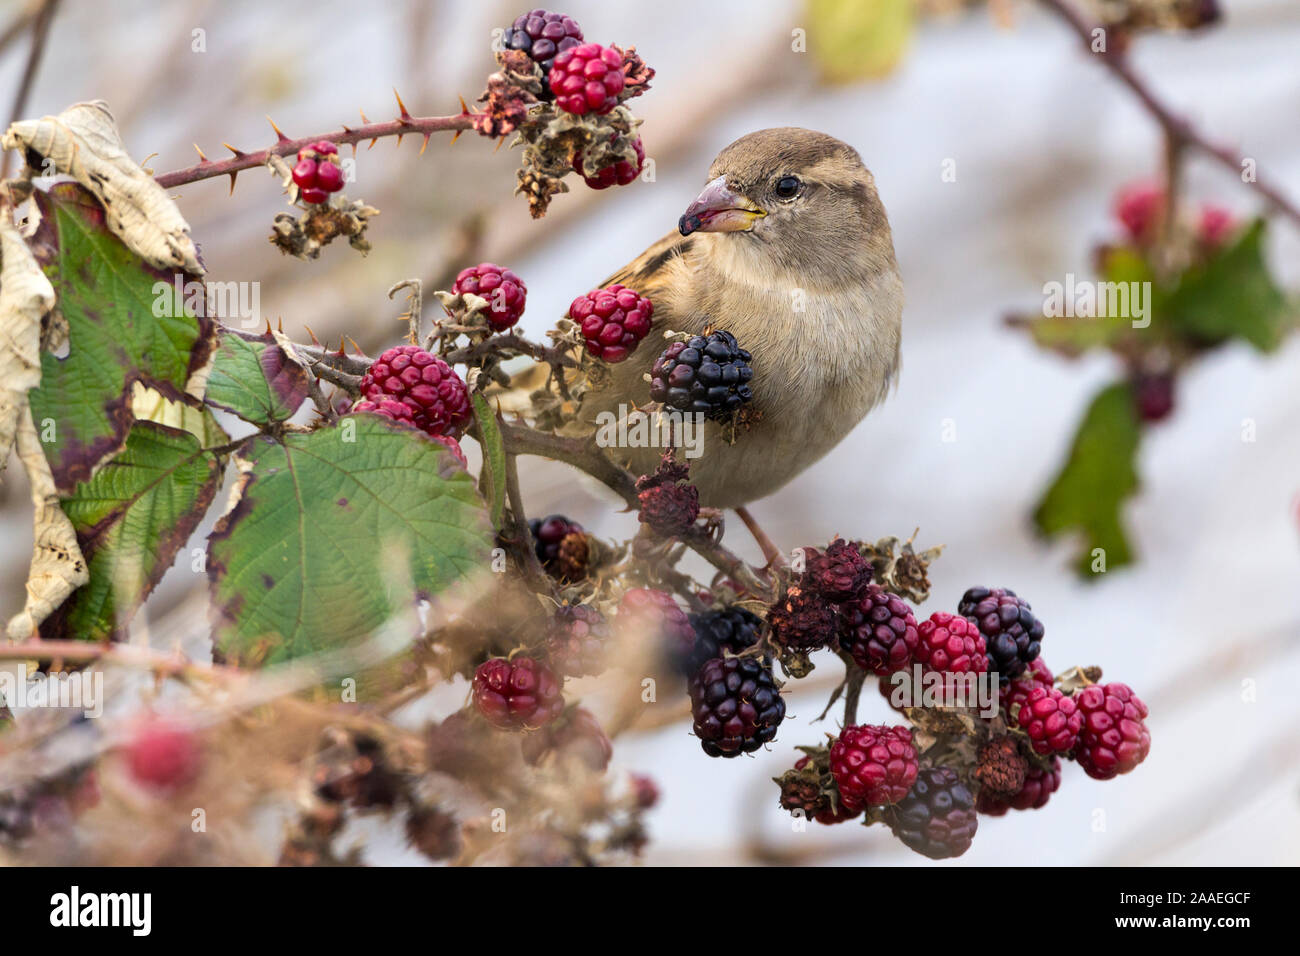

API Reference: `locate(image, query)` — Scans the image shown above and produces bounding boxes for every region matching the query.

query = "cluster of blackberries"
[650,330,754,422]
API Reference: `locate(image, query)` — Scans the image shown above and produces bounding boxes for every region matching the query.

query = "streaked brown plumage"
[578,127,904,508]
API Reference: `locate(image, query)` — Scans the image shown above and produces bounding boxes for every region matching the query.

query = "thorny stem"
[1037,0,1300,230]
[154,112,475,190]
[842,662,866,727]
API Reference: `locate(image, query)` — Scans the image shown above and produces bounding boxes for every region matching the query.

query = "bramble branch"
[1038,0,1300,230]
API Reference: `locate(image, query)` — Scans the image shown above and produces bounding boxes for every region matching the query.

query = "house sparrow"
[578,127,903,509]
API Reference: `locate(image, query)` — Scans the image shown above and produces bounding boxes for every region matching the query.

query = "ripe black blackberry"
[888,766,978,860]
[958,586,1044,681]
[649,330,753,421]
[503,10,583,79]
[688,656,786,758]
[528,514,587,580]
[686,606,762,674]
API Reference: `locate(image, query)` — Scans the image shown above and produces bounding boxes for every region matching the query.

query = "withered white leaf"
[2,100,204,275]
[0,217,55,478]
[5,407,89,640]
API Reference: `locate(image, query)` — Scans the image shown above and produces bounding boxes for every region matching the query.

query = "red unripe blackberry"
[528,513,587,580]
[573,135,645,189]
[976,758,1061,815]
[568,284,653,363]
[767,586,837,654]
[549,43,624,115]
[431,433,468,467]
[126,717,201,792]
[629,773,659,809]
[472,657,564,731]
[1016,684,1083,755]
[291,141,345,204]
[686,606,763,675]
[1133,371,1175,422]
[1197,203,1236,249]
[504,9,584,78]
[888,766,978,859]
[452,262,527,332]
[688,656,786,758]
[617,587,695,668]
[800,537,872,602]
[521,706,611,771]
[958,586,1043,681]
[1073,682,1151,779]
[649,330,754,421]
[1000,655,1054,718]
[350,396,415,425]
[914,611,988,675]
[1113,181,1163,243]
[357,345,471,439]
[829,724,918,810]
[546,603,609,678]
[839,583,918,676]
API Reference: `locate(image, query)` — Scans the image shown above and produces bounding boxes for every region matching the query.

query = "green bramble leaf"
[204,328,310,424]
[40,415,226,642]
[207,414,491,666]
[1163,219,1290,352]
[26,183,216,492]
[471,391,506,530]
[1033,383,1141,578]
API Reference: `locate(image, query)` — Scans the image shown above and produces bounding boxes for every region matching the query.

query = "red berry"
[838,583,918,675]
[431,433,468,467]
[1197,203,1235,249]
[914,611,988,675]
[977,758,1061,815]
[549,43,625,115]
[471,657,564,731]
[573,135,645,189]
[828,724,918,810]
[357,344,471,440]
[1015,684,1083,755]
[1134,372,1175,422]
[311,140,339,156]
[315,159,344,193]
[629,773,659,808]
[567,284,653,363]
[1113,181,1164,242]
[453,262,528,332]
[617,587,695,666]
[799,537,872,602]
[291,158,318,189]
[300,187,329,205]
[1073,682,1151,780]
[126,717,201,792]
[350,396,416,426]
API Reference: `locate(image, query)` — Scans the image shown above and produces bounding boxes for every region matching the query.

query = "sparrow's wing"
[599,230,692,293]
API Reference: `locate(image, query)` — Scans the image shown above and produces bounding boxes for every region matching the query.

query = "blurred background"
[1,0,1297,864]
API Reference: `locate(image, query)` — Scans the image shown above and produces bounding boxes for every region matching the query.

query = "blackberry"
[549,43,624,115]
[686,606,762,674]
[471,657,564,731]
[800,537,872,602]
[767,586,836,654]
[838,584,919,676]
[688,656,786,758]
[636,455,699,537]
[356,344,471,440]
[1073,682,1151,780]
[958,586,1043,681]
[828,724,918,810]
[649,330,753,421]
[528,514,587,580]
[546,603,609,678]
[973,736,1027,798]
[503,9,583,78]
[977,758,1061,815]
[888,766,978,860]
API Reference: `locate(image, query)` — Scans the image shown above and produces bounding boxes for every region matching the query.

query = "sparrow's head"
[677,127,894,286]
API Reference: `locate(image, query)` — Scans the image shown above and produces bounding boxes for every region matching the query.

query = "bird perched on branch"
[577,127,904,511]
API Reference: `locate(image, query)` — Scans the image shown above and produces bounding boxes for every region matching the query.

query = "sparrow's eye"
[773,175,802,199]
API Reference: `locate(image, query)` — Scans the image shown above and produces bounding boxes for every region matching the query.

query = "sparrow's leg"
[735,506,784,568]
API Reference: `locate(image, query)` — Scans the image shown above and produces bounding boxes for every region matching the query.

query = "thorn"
[267,116,291,143]
[223,142,246,158]
[368,137,379,151]
[493,136,504,154]
[193,143,209,162]
[140,151,159,167]
[264,319,272,335]
[227,171,238,195]
[346,336,366,357]
[277,317,283,334]
[395,133,404,148]
[304,324,321,346]
[359,109,370,125]
[458,95,470,116]
[419,132,432,156]
[450,129,463,146]
[394,88,412,122]
[334,338,346,357]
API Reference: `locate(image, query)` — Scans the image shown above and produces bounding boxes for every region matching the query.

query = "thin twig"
[154,112,475,190]
[502,451,551,594]
[1,0,60,179]
[1037,0,1300,230]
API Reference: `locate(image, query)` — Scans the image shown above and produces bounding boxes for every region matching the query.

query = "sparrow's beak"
[678,176,766,236]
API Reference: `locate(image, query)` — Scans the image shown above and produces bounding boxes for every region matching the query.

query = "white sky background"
[1,0,1297,865]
